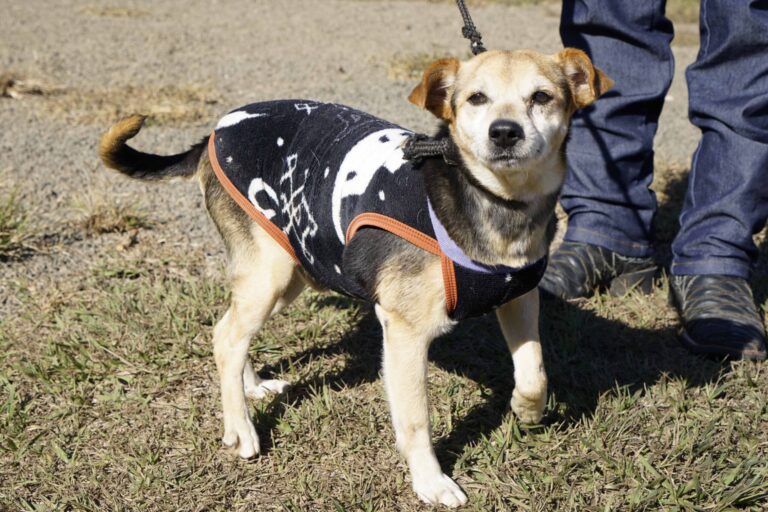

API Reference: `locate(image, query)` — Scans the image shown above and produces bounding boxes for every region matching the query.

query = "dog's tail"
[99,115,206,181]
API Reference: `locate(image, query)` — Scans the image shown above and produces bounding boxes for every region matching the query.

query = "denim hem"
[564,227,653,258]
[671,258,751,279]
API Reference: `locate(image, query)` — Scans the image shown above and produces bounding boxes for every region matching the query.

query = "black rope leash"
[402,0,487,165]
[456,0,487,55]
[403,134,460,165]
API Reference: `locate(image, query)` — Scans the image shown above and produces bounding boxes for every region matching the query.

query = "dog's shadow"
[255,292,727,470]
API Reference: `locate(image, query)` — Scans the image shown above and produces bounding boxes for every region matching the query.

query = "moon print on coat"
[331,128,412,243]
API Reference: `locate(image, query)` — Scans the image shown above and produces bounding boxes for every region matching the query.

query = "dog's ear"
[408,58,460,121]
[557,48,613,110]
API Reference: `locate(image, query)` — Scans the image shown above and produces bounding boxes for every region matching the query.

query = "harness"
[209,100,546,320]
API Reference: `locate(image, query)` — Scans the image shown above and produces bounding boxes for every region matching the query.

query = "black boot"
[539,241,658,299]
[669,275,767,361]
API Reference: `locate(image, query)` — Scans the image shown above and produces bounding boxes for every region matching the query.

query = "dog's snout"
[488,120,524,148]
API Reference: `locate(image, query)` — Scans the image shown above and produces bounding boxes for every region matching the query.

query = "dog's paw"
[510,387,546,424]
[244,378,291,400]
[222,418,260,459]
[413,473,468,508]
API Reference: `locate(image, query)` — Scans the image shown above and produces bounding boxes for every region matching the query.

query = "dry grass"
[1,72,61,100]
[667,0,700,25]
[0,190,36,261]
[73,193,149,237]
[652,163,689,247]
[2,73,220,126]
[44,84,221,127]
[387,52,456,81]
[78,6,150,18]
[71,165,151,237]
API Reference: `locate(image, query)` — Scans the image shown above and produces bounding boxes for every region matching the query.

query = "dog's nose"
[488,120,524,148]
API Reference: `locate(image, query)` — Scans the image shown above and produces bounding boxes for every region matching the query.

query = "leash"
[403,134,460,166]
[456,0,487,55]
[403,0,487,165]
[403,135,450,161]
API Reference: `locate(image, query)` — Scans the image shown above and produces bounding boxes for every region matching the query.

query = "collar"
[427,199,543,275]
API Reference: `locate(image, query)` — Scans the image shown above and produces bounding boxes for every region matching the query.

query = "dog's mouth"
[487,150,526,166]
[486,144,542,168]
[490,152,520,162]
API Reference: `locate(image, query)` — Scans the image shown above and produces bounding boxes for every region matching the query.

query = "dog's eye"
[467,92,488,106]
[532,91,553,105]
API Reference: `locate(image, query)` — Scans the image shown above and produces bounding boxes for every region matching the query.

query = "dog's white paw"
[510,387,546,424]
[413,473,468,508]
[222,417,260,459]
[244,378,291,400]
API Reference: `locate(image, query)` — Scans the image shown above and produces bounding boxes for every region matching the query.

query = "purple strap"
[427,199,536,275]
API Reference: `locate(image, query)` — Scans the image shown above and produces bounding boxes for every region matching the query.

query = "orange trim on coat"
[346,212,458,315]
[440,254,458,314]
[207,133,300,264]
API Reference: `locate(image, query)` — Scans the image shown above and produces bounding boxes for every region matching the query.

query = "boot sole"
[678,330,767,361]
[668,286,768,361]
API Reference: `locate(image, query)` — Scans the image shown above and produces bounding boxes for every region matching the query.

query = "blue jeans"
[560,0,768,279]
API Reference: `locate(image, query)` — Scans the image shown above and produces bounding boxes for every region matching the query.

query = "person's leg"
[668,0,768,360]
[541,0,671,299]
[672,0,768,278]
[560,0,674,257]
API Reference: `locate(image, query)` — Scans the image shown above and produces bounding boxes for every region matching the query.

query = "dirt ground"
[2,1,766,511]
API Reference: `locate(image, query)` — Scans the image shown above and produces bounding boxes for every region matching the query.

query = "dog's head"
[409,49,612,179]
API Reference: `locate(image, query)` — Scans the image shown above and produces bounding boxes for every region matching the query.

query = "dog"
[99,48,611,507]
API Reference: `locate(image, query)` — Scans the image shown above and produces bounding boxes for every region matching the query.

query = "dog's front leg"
[496,289,547,423]
[375,305,467,508]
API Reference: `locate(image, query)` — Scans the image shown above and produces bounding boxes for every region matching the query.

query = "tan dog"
[100,49,611,507]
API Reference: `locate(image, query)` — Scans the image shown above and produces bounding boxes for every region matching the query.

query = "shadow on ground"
[249,168,768,474]
[254,290,727,471]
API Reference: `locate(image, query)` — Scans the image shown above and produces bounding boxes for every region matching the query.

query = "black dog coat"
[209,100,546,320]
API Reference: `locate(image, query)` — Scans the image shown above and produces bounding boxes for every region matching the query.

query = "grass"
[70,164,151,240]
[73,192,149,237]
[1,207,767,510]
[0,0,753,506]
[0,190,34,260]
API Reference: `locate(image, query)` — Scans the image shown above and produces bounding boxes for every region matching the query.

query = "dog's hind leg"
[496,289,547,424]
[213,227,299,459]
[243,271,305,400]
[243,360,291,400]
